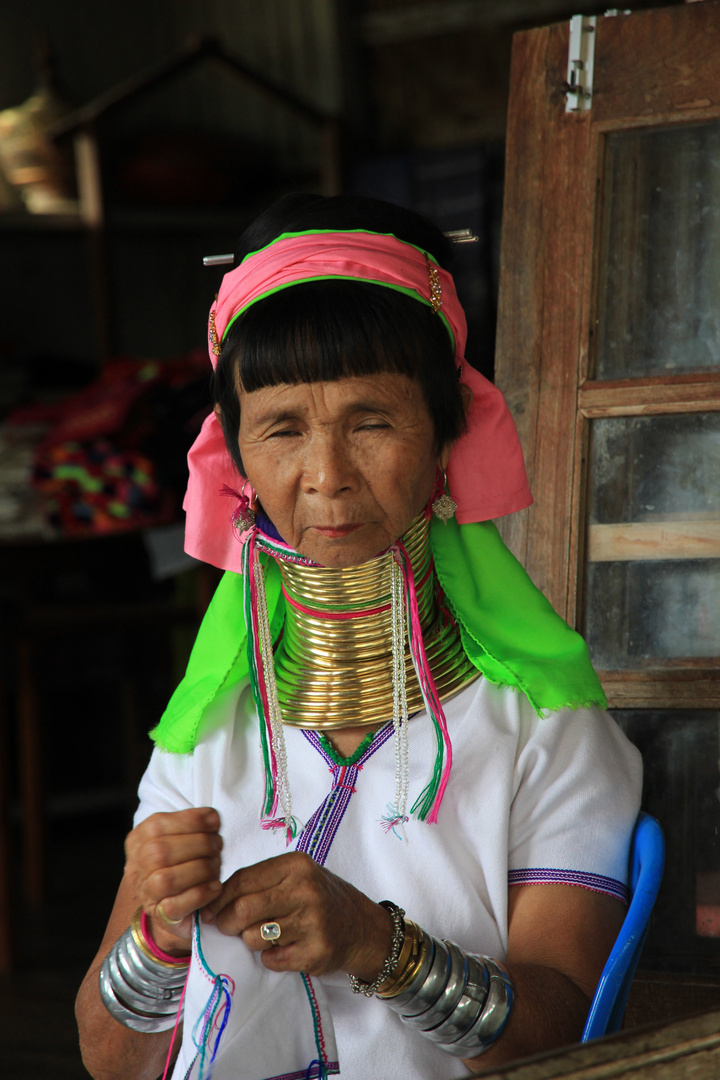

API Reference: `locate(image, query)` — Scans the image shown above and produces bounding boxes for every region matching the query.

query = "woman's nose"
[301,435,358,496]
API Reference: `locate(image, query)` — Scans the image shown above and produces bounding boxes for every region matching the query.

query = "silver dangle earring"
[432,470,457,524]
[231,480,257,533]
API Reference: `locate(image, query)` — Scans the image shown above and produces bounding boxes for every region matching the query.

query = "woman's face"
[233,372,449,567]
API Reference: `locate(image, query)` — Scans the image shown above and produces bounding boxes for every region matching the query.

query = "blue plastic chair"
[581,812,665,1041]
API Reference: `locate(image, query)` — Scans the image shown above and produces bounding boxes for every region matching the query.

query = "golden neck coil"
[272,513,477,729]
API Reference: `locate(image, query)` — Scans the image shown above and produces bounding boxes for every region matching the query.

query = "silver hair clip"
[443,229,479,244]
[203,253,235,267]
[202,228,478,267]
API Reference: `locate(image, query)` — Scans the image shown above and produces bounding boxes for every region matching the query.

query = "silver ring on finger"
[261,921,281,946]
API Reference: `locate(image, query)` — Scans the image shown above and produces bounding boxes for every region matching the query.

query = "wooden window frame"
[494,4,720,710]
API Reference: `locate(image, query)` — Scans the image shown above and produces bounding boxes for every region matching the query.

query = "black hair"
[213,193,466,475]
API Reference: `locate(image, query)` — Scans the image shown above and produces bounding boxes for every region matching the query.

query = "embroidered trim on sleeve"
[508,868,629,905]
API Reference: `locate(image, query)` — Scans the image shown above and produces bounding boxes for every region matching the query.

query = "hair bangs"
[213,268,466,478]
[230,281,444,393]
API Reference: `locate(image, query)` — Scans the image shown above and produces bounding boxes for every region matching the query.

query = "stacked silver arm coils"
[99,924,188,1033]
[384,930,513,1057]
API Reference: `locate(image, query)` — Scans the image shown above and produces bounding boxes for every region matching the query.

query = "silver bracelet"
[385,928,513,1057]
[99,923,189,1033]
[99,966,178,1033]
[399,940,468,1029]
[348,901,406,997]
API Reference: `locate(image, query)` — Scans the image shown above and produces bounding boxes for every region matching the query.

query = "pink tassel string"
[244,532,280,820]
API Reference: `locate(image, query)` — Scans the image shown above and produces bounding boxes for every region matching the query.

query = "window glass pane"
[585,560,720,668]
[594,120,720,379]
[588,413,720,525]
[584,414,720,667]
[617,709,720,975]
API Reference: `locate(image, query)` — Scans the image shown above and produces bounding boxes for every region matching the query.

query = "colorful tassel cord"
[241,533,275,818]
[160,972,190,1080]
[189,920,334,1079]
[241,530,299,841]
[393,539,453,824]
[192,917,235,1080]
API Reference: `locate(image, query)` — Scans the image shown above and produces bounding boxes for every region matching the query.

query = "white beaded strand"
[390,555,410,832]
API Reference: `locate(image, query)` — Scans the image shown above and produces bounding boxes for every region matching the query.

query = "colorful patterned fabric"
[34,438,160,535]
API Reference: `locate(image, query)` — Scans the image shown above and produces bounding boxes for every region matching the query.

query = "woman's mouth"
[312,524,362,539]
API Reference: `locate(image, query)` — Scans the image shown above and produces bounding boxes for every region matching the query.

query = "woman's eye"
[268,429,300,439]
[357,422,389,431]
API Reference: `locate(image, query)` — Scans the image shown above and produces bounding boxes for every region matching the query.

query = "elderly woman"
[77,195,641,1080]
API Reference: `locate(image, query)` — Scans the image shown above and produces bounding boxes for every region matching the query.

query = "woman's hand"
[201,851,393,981]
[123,807,224,952]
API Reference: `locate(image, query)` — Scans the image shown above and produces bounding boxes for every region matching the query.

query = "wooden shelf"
[600,667,720,710]
[579,375,720,418]
[588,520,720,562]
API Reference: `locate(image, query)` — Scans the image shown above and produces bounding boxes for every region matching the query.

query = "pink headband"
[184,230,532,571]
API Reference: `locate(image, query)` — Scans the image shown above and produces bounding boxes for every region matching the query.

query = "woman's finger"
[206,880,294,935]
[131,830,223,876]
[143,877,226,954]
[148,879,224,926]
[142,856,223,905]
[198,851,385,978]
[126,807,220,850]
[201,851,314,922]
